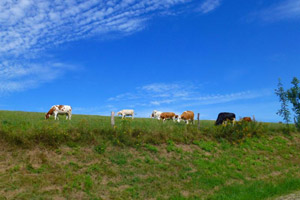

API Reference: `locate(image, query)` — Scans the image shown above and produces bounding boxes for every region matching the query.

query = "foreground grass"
[0,111,300,199]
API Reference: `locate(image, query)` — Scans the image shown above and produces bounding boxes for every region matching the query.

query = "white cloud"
[0,61,77,94]
[0,0,225,95]
[258,0,300,21]
[107,82,272,114]
[0,0,192,57]
[141,83,181,92]
[197,0,221,14]
[1,0,197,94]
[181,90,271,106]
[150,99,175,106]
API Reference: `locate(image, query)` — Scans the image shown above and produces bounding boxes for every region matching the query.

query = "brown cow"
[178,111,194,124]
[241,117,252,122]
[160,112,177,122]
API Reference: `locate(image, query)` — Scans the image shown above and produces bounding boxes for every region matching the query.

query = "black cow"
[215,112,236,125]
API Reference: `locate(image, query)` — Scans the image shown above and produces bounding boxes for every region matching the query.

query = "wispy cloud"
[1,0,224,95]
[1,0,198,94]
[108,82,199,103]
[107,82,272,115]
[0,0,193,57]
[181,90,271,106]
[257,0,300,21]
[197,0,221,14]
[0,61,78,94]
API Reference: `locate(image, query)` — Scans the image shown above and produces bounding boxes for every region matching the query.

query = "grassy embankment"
[1,110,300,199]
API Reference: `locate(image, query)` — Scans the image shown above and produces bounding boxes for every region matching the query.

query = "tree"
[287,77,300,129]
[275,78,291,125]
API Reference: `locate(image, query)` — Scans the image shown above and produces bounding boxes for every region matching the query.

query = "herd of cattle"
[45,105,253,125]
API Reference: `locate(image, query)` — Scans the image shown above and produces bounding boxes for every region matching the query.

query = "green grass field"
[1,110,300,199]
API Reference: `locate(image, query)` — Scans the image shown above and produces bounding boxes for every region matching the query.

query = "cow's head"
[45,113,50,119]
[117,111,121,116]
[177,116,182,123]
[151,110,157,118]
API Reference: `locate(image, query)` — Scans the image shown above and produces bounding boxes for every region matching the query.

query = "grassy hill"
[1,110,300,199]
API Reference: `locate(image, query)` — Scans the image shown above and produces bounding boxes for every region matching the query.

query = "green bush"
[203,121,266,144]
[94,144,106,154]
[144,144,158,153]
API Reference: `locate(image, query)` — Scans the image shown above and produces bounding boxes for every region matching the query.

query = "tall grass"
[0,111,296,147]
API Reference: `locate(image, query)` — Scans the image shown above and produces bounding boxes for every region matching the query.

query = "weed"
[94,144,106,154]
[145,144,158,153]
[193,140,217,152]
[26,164,46,174]
[166,140,182,153]
[8,165,20,173]
[110,153,128,166]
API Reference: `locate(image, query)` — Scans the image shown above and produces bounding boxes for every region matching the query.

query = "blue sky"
[0,0,300,122]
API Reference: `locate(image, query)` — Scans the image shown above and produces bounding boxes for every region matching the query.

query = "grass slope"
[0,111,300,199]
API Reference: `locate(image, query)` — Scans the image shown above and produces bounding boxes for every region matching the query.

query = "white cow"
[117,109,135,119]
[150,110,162,120]
[45,105,72,120]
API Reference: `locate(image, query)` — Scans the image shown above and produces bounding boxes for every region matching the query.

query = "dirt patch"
[176,144,195,152]
[273,191,300,200]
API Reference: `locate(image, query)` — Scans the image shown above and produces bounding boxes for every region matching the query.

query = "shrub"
[205,121,266,144]
[144,144,158,153]
[94,144,106,154]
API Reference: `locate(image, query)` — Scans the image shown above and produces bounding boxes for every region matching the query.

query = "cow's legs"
[132,113,134,119]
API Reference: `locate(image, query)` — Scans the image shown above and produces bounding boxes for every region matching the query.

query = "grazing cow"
[178,111,194,124]
[45,105,72,120]
[242,117,252,122]
[117,109,135,119]
[160,112,177,122]
[215,112,236,125]
[151,110,162,120]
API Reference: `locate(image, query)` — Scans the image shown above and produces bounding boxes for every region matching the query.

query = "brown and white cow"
[178,111,194,124]
[45,105,72,120]
[150,110,162,120]
[160,112,177,122]
[241,117,252,122]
